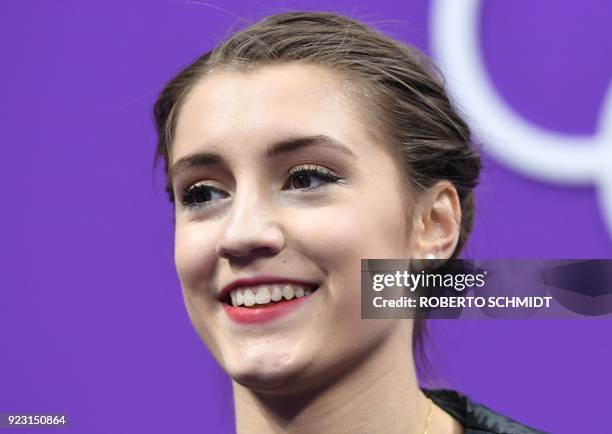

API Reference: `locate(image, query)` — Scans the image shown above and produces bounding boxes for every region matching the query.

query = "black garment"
[422,388,548,434]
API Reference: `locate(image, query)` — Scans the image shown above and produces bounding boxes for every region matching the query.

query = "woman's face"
[171,63,418,392]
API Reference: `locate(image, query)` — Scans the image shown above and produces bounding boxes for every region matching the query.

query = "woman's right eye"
[180,183,228,210]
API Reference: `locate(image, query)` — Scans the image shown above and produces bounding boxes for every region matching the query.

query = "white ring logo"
[431,0,612,238]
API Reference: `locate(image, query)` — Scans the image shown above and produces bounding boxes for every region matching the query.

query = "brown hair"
[153,11,481,380]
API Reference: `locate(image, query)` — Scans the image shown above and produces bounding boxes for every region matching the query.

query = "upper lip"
[218,275,319,302]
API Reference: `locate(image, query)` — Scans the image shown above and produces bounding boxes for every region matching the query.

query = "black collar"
[421,388,547,433]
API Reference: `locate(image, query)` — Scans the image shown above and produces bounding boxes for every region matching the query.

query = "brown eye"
[285,165,342,191]
[181,183,228,209]
[291,172,314,189]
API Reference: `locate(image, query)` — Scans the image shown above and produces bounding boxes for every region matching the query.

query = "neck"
[232,323,429,434]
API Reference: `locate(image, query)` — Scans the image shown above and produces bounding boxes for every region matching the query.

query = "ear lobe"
[412,181,461,259]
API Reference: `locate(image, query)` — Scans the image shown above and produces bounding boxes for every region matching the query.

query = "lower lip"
[222,294,314,324]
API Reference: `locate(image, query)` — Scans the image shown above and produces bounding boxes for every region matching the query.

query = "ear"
[411,181,461,259]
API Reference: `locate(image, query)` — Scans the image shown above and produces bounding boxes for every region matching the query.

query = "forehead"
[171,62,372,163]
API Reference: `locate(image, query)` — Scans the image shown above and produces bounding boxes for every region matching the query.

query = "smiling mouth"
[224,283,319,308]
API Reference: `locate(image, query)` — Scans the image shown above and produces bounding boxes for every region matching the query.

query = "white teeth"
[243,289,256,307]
[228,284,316,307]
[255,286,271,304]
[271,285,283,302]
[282,285,295,300]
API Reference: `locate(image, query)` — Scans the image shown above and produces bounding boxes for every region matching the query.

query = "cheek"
[174,221,224,355]
[174,221,218,293]
[283,201,407,367]
[288,196,409,315]
[291,195,409,265]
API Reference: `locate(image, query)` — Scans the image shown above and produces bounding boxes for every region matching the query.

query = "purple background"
[1,1,610,433]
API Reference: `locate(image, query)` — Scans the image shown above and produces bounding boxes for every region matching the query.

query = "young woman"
[153,11,544,434]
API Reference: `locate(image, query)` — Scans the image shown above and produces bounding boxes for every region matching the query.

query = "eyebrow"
[168,134,356,183]
[266,134,355,159]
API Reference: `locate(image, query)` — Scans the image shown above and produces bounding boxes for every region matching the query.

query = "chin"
[226,355,309,394]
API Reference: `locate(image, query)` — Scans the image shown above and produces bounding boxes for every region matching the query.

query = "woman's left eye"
[284,164,342,190]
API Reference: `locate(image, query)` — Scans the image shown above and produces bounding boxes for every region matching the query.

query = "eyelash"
[180,164,343,211]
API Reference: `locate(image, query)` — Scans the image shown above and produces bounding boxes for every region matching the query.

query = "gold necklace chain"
[422,397,433,434]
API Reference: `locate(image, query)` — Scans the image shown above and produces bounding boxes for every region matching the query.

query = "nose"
[215,189,285,261]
